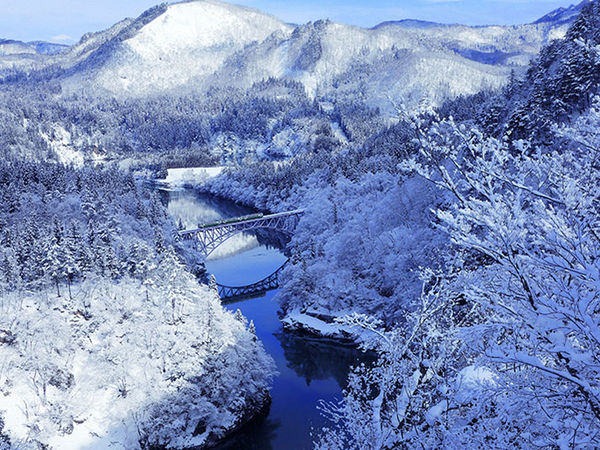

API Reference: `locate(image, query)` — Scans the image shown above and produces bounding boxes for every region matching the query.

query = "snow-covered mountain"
[28,41,70,55]
[534,0,592,25]
[2,0,585,109]
[0,39,69,71]
[60,1,293,95]
[210,17,558,111]
[0,39,37,56]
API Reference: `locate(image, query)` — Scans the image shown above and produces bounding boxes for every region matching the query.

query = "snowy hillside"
[0,39,53,72]
[0,39,68,57]
[0,276,275,449]
[374,20,569,65]
[28,41,69,55]
[62,0,293,95]
[0,40,37,56]
[9,0,576,109]
[0,0,588,163]
[212,19,511,110]
[0,160,277,448]
[210,11,575,110]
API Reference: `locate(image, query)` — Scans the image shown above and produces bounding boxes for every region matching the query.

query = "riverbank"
[0,275,277,449]
[160,171,375,346]
[158,185,372,449]
[280,309,371,344]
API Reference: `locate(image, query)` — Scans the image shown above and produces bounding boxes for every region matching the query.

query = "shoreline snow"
[157,167,225,189]
[281,308,374,345]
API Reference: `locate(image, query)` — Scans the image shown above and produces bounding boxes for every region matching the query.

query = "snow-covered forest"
[0,161,275,448]
[1,0,600,448]
[207,2,600,446]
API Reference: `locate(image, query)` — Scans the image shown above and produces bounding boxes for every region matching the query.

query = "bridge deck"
[179,209,303,258]
[181,210,304,235]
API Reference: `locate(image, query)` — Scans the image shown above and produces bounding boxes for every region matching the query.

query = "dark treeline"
[0,76,384,166]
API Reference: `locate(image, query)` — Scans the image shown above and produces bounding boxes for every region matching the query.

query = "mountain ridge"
[0,0,587,110]
[534,0,592,24]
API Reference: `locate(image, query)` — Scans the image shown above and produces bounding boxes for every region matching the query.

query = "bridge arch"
[179,210,303,258]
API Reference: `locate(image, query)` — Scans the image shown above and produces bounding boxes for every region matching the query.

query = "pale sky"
[1,0,581,44]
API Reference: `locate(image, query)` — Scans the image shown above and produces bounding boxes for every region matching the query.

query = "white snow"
[40,125,85,167]
[454,365,496,403]
[91,0,293,95]
[425,400,449,426]
[0,270,276,448]
[161,166,225,188]
[281,309,372,342]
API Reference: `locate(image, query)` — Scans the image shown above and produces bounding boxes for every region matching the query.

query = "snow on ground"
[453,366,496,403]
[281,309,372,343]
[160,167,224,188]
[40,125,84,167]
[425,366,497,425]
[0,269,276,449]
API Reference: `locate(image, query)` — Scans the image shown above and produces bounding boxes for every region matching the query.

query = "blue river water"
[158,187,368,450]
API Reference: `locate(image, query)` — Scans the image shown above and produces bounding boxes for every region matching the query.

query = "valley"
[0,0,599,448]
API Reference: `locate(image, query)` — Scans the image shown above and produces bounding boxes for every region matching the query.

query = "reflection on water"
[158,187,370,450]
[158,189,254,230]
[215,291,368,450]
[275,332,374,389]
[159,188,290,262]
[210,233,261,261]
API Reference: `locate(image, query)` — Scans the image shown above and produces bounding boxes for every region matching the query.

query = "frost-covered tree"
[316,270,470,449]
[317,102,600,448]
[0,414,10,450]
[399,102,600,445]
[0,160,277,449]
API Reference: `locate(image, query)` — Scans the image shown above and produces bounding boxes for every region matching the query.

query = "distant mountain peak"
[0,38,68,57]
[372,1,590,29]
[534,0,592,24]
[371,19,451,30]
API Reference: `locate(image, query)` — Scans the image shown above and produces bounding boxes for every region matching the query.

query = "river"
[157,187,368,450]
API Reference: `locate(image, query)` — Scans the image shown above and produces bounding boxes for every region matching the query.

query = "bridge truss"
[179,210,304,258]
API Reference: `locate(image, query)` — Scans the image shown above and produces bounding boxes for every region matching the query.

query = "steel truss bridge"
[179,210,304,258]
